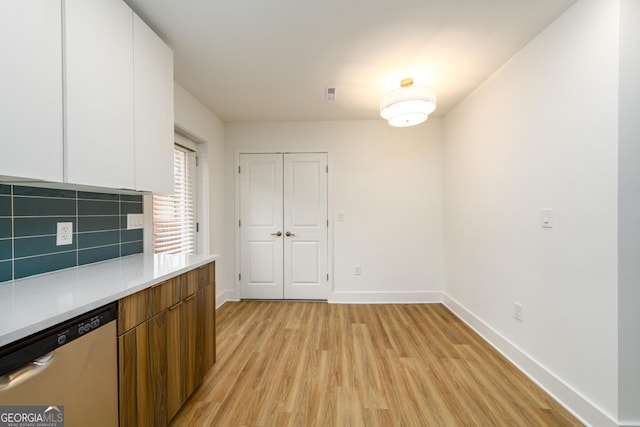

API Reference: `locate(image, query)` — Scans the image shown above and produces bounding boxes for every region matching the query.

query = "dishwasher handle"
[0,351,56,391]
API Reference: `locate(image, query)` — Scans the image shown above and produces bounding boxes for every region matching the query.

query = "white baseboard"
[442,293,618,427]
[215,288,239,308]
[329,290,443,304]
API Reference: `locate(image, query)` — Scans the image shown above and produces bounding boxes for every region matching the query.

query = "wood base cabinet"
[118,262,216,426]
[183,262,216,399]
[118,312,168,427]
[166,300,183,421]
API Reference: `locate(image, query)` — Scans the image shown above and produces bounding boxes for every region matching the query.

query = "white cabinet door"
[133,14,174,194]
[0,1,63,182]
[240,154,285,299]
[239,153,328,300]
[283,153,328,300]
[64,0,135,189]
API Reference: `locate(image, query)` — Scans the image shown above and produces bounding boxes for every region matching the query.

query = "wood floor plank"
[170,302,583,427]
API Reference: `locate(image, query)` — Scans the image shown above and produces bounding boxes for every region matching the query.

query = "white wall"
[443,0,619,425]
[618,0,640,424]
[224,119,444,302]
[173,82,227,300]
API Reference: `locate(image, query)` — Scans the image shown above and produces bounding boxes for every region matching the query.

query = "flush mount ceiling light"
[380,78,437,127]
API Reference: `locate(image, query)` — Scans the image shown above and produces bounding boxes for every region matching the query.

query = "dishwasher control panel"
[77,314,103,336]
[0,302,117,377]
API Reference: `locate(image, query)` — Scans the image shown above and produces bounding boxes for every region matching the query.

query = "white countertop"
[0,253,218,347]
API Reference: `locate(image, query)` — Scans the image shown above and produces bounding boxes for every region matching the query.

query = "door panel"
[248,241,278,282]
[240,154,284,299]
[240,152,328,300]
[290,161,321,226]
[248,161,280,225]
[284,153,328,300]
[291,241,320,283]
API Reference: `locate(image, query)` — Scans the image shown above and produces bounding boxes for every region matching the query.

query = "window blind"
[153,145,196,254]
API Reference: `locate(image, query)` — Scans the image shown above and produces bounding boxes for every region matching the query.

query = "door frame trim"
[233,149,333,300]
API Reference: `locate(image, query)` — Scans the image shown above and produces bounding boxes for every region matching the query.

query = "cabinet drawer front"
[181,261,215,298]
[198,262,215,290]
[118,277,180,335]
[181,269,199,298]
[165,276,181,307]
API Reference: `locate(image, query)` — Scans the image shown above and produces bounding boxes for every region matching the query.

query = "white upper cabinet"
[0,1,63,182]
[1,0,174,192]
[133,14,174,194]
[64,0,135,190]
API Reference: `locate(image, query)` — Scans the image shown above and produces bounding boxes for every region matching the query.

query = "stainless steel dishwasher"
[0,303,118,427]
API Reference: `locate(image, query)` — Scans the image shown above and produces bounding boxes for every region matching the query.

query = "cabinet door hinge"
[196,222,200,232]
[326,165,328,173]
[239,273,242,281]
[326,273,329,281]
[196,156,199,167]
[239,219,241,227]
[238,165,241,173]
[327,219,329,227]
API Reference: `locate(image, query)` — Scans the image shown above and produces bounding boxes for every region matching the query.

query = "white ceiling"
[125,0,576,123]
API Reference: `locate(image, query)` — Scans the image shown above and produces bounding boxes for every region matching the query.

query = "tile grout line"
[14,249,79,262]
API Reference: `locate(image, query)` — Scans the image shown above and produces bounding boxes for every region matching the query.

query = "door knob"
[285,231,295,237]
[271,231,282,237]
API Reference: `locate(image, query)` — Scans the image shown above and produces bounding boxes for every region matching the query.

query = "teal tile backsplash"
[14,216,77,237]
[0,187,11,282]
[14,197,76,217]
[77,199,119,216]
[78,216,120,232]
[121,241,143,257]
[0,184,144,283]
[0,240,11,259]
[78,230,120,249]
[0,194,10,216]
[14,235,78,258]
[14,252,77,279]
[0,218,10,238]
[78,245,120,266]
[0,261,11,282]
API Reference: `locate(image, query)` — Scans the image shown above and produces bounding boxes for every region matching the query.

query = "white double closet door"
[240,152,328,300]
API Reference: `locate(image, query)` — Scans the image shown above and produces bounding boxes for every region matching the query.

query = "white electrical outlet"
[354,265,362,275]
[514,303,523,322]
[541,208,553,228]
[127,213,144,230]
[56,222,73,246]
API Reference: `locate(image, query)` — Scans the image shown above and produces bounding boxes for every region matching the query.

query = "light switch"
[127,213,144,230]
[541,208,553,228]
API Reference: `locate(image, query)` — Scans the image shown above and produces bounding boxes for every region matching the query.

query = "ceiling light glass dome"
[380,79,437,127]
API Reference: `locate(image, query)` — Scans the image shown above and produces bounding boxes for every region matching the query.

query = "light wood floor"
[170,302,583,426]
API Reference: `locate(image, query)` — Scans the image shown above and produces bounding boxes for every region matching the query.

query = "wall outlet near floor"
[56,222,73,246]
[127,213,144,230]
[541,208,553,228]
[354,265,362,275]
[514,302,523,322]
